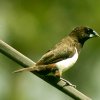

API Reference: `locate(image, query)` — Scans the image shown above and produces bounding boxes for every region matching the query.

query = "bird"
[14,26,99,86]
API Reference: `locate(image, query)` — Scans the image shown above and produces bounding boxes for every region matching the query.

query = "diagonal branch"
[0,39,92,100]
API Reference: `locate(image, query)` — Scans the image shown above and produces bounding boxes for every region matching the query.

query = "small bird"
[14,26,99,85]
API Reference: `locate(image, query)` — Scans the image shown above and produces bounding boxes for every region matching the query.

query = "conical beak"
[93,31,100,37]
[96,33,100,37]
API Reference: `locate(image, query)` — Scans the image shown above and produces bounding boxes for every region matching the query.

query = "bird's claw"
[60,78,76,88]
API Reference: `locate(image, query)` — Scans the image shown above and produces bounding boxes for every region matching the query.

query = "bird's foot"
[60,78,76,88]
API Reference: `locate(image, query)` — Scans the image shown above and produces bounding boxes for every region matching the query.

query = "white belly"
[55,48,78,75]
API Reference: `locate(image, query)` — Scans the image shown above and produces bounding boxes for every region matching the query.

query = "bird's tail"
[13,64,55,73]
[13,65,37,73]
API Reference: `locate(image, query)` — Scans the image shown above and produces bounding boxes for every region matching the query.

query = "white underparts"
[55,48,78,76]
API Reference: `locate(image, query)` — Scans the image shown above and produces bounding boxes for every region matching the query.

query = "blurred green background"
[0,0,100,100]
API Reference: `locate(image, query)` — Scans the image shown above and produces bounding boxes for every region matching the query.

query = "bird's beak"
[96,33,100,37]
[93,31,100,37]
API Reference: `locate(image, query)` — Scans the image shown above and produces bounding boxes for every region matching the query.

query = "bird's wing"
[36,43,74,65]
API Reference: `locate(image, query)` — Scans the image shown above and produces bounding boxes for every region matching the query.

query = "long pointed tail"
[13,64,55,73]
[13,64,38,73]
[13,65,37,73]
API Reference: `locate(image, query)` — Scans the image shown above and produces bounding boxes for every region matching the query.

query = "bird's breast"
[55,48,78,75]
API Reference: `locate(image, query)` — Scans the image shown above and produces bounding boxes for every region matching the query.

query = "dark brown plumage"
[14,26,99,79]
[36,26,99,65]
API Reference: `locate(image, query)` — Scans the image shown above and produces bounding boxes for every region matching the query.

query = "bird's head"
[70,26,100,44]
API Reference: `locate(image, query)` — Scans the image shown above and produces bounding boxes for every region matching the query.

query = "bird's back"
[36,36,80,65]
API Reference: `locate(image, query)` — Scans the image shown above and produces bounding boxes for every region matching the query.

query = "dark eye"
[85,28,93,34]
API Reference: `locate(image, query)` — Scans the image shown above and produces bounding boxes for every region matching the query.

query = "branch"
[0,40,92,100]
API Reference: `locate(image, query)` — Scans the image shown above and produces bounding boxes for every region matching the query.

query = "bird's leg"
[53,69,76,87]
[60,77,76,88]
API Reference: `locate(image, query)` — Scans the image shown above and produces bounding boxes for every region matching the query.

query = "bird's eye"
[85,28,95,37]
[85,28,98,38]
[85,28,93,34]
